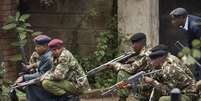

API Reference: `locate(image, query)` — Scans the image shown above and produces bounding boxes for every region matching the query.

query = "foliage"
[77,31,120,89]
[2,11,42,62]
[178,39,201,65]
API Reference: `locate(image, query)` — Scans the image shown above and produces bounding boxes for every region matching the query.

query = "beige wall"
[118,0,159,50]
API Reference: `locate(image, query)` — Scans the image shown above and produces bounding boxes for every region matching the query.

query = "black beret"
[149,50,168,60]
[170,8,188,17]
[33,35,51,45]
[130,32,146,43]
[150,44,169,52]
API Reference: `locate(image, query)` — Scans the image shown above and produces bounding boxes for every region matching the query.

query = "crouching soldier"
[144,48,201,101]
[108,32,151,101]
[41,38,89,100]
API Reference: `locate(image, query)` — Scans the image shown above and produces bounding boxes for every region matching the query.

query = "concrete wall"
[25,0,113,56]
[118,0,159,50]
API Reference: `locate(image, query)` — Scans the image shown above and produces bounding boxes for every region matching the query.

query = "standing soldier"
[144,48,200,101]
[170,7,201,80]
[41,38,89,100]
[108,32,151,101]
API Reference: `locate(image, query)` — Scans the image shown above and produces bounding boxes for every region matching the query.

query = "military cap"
[33,35,51,45]
[149,50,168,60]
[150,44,169,52]
[48,38,64,49]
[170,8,188,17]
[130,32,146,43]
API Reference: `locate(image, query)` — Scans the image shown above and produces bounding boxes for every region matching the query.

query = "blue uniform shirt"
[23,50,53,81]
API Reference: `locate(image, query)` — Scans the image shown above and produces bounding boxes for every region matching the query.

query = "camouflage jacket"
[152,59,197,96]
[113,47,150,74]
[167,53,194,78]
[44,48,88,88]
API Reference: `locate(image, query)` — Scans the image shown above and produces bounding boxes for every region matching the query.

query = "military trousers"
[42,79,79,96]
[117,70,132,98]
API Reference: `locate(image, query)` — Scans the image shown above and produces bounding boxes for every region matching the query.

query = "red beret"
[48,38,63,49]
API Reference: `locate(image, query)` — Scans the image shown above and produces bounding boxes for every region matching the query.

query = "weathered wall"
[0,0,18,81]
[24,0,113,56]
[118,0,159,50]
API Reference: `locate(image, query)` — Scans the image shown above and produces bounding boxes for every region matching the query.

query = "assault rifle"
[78,52,137,80]
[101,70,161,96]
[11,77,40,89]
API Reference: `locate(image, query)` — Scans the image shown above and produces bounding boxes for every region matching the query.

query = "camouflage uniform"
[113,47,152,101]
[167,53,194,78]
[42,48,89,96]
[151,58,198,101]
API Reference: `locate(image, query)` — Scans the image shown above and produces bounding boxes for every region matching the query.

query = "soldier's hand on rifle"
[15,76,24,84]
[106,62,118,69]
[116,81,128,89]
[144,76,154,84]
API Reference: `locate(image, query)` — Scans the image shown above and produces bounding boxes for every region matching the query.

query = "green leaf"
[192,49,201,58]
[192,39,201,48]
[19,14,30,22]
[2,23,17,30]
[6,16,15,24]
[19,32,27,40]
[17,27,26,32]
[32,32,42,36]
[9,54,22,62]
[24,23,31,27]
[181,47,190,55]
[15,12,20,21]
[25,29,33,32]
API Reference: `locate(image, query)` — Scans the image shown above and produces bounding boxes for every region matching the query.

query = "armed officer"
[144,47,201,101]
[107,32,152,101]
[41,38,90,100]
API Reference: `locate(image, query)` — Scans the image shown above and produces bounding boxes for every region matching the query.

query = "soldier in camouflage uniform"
[144,48,200,101]
[108,32,152,101]
[41,38,89,99]
[150,44,194,78]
